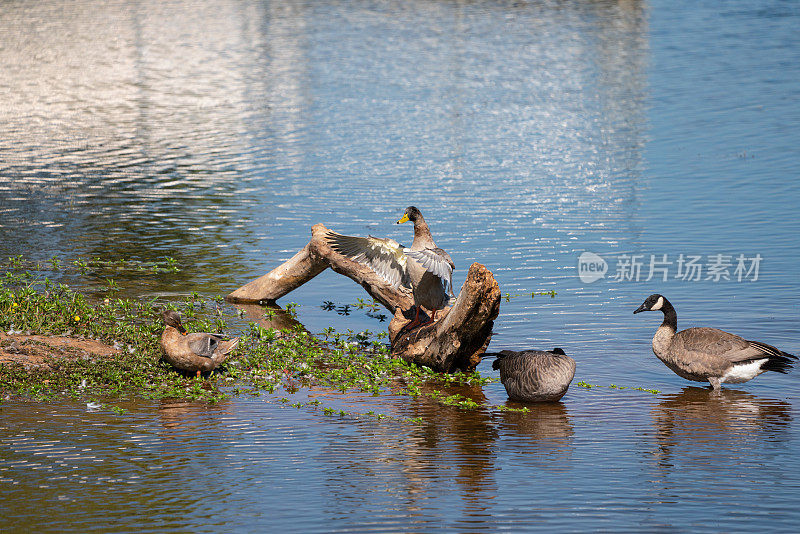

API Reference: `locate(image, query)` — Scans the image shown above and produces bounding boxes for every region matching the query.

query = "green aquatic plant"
[321,298,389,322]
[0,260,569,423]
[576,381,659,394]
[502,290,557,302]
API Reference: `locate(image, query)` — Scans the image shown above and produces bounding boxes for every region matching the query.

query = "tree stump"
[226,224,500,372]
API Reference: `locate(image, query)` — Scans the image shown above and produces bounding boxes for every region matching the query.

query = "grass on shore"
[0,268,499,422]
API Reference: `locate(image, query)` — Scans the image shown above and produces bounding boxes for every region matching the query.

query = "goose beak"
[396,213,410,224]
[633,303,648,314]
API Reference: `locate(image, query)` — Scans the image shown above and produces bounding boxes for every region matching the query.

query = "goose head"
[634,294,667,314]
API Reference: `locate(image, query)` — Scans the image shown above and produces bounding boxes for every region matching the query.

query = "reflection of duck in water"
[157,398,231,430]
[651,386,792,467]
[634,294,796,389]
[488,348,576,402]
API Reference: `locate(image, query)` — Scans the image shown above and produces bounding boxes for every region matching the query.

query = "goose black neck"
[660,298,677,331]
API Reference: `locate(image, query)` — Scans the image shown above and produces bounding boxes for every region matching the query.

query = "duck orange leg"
[401,306,422,332]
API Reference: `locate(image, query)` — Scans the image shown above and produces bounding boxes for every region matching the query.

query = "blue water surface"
[1,0,799,531]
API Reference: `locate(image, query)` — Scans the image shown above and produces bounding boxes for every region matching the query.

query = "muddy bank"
[0,332,119,369]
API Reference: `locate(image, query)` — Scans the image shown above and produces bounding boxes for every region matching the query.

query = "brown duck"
[325,206,455,329]
[160,309,239,376]
[634,294,796,389]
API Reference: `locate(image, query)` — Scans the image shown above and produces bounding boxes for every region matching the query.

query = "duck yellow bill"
[397,213,410,224]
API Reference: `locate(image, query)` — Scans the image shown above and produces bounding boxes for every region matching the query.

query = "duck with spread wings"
[324,206,455,330]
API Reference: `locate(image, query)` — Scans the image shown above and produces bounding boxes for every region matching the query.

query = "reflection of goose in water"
[496,401,574,446]
[651,386,792,468]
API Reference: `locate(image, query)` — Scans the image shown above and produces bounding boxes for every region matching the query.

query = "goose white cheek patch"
[651,296,664,311]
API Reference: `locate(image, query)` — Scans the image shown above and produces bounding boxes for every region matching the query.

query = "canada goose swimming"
[160,309,239,376]
[489,348,576,402]
[324,206,455,330]
[634,294,796,389]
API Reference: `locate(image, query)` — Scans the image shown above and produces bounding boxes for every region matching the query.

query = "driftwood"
[226,224,500,372]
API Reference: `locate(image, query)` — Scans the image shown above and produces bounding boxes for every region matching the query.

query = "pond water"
[2,0,800,531]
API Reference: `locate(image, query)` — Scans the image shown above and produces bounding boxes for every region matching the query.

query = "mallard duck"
[160,309,239,376]
[634,294,796,389]
[325,206,455,330]
[490,348,576,402]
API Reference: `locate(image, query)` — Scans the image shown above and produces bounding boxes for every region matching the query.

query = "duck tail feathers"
[220,337,240,355]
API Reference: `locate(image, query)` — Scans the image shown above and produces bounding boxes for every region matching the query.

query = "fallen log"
[388,262,500,372]
[226,224,500,372]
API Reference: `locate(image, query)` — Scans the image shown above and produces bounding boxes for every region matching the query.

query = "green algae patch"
[576,381,660,395]
[0,271,223,403]
[0,267,503,422]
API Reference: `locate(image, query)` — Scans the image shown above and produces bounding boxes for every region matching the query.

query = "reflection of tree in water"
[234,303,305,332]
[0,0,264,294]
[0,171,252,294]
[0,0,651,304]
[414,383,498,512]
[314,381,498,523]
[650,386,792,470]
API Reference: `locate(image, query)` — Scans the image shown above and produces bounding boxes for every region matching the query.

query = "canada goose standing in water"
[490,348,576,402]
[634,294,796,389]
[160,310,239,376]
[325,206,455,330]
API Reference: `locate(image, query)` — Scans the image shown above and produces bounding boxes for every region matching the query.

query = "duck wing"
[404,247,455,295]
[186,333,222,358]
[325,231,409,288]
